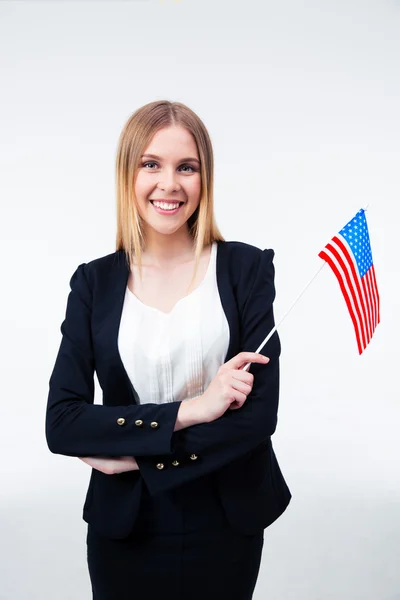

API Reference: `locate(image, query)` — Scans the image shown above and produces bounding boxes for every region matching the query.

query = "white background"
[0,1,399,598]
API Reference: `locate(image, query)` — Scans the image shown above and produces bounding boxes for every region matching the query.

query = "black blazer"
[45,240,291,539]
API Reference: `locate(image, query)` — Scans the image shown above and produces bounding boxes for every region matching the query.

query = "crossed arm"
[79,455,139,474]
[77,393,203,474]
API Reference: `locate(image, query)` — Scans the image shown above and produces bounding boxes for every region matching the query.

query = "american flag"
[318,208,380,355]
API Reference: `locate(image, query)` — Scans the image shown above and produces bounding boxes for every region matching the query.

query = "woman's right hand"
[194,351,270,423]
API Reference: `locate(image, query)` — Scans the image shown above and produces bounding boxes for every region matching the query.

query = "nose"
[157,167,181,192]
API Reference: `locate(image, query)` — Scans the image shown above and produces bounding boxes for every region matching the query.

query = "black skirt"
[86,473,264,600]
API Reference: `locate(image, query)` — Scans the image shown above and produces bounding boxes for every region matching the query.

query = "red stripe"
[333,236,372,343]
[327,240,368,347]
[318,250,363,354]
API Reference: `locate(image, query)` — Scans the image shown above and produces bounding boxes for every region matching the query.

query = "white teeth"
[153,201,180,210]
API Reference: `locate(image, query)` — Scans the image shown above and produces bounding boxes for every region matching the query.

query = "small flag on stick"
[318,208,380,355]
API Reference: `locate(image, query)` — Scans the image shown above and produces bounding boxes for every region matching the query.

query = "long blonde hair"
[115,100,225,293]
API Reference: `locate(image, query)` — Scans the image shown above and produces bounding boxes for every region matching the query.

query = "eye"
[141,161,197,173]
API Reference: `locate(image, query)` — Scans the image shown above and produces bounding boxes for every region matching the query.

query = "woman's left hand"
[78,456,139,475]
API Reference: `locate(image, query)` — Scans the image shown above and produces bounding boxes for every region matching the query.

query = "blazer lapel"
[93,250,136,405]
[215,240,240,363]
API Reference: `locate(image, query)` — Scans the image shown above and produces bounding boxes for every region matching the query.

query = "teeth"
[153,201,180,210]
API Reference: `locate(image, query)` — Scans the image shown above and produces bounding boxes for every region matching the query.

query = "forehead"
[143,126,199,159]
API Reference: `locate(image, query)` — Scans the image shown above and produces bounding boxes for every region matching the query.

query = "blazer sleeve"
[136,248,282,496]
[45,263,183,458]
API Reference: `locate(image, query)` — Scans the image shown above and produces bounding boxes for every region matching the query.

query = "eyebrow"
[141,153,200,164]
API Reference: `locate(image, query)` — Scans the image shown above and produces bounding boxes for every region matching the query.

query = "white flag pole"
[241,204,370,371]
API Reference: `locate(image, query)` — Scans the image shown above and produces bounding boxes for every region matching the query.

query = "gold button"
[156,463,164,470]
[172,460,180,467]
[116,418,125,426]
[150,421,159,429]
[135,419,143,427]
[189,454,198,461]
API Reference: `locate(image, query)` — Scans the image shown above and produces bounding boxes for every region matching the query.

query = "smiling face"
[134,125,202,239]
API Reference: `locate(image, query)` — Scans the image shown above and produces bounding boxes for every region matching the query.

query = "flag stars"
[338,210,374,277]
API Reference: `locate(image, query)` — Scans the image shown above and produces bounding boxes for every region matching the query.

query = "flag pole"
[241,204,370,371]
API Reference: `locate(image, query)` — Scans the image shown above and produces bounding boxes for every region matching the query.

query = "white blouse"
[117,241,230,405]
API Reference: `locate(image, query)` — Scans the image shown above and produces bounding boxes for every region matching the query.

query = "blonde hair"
[115,100,225,293]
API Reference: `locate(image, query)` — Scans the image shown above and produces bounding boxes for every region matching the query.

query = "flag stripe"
[371,265,380,323]
[361,277,373,338]
[332,236,372,344]
[325,242,367,348]
[369,269,378,324]
[333,235,373,341]
[324,232,378,349]
[324,241,371,352]
[366,269,376,330]
[318,249,363,354]
[333,233,373,345]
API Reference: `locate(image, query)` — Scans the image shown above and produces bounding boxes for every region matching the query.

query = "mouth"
[149,200,185,215]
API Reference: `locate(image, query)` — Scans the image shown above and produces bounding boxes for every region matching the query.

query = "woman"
[45,100,291,600]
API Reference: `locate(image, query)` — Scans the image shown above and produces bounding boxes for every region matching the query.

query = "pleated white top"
[117,241,230,405]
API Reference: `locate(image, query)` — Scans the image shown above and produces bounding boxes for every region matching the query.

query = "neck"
[142,227,196,267]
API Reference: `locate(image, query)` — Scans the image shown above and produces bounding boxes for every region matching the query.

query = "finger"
[229,352,269,369]
[229,399,245,410]
[229,403,240,410]
[230,375,252,394]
